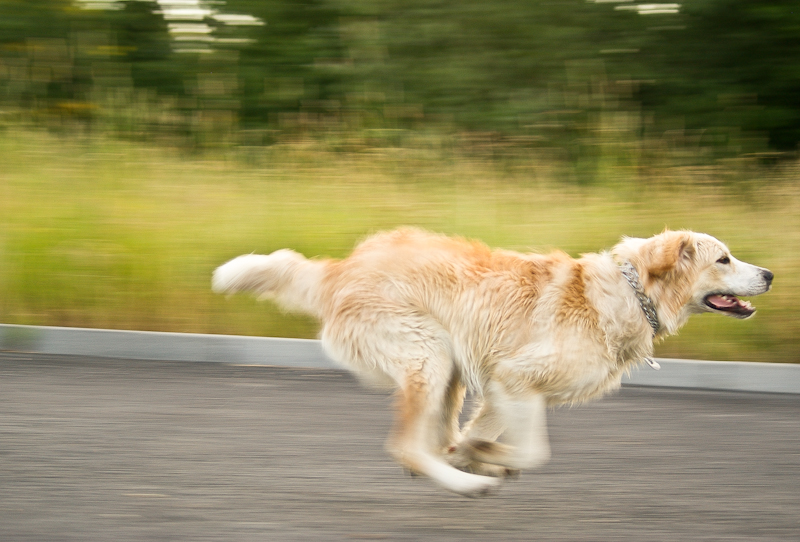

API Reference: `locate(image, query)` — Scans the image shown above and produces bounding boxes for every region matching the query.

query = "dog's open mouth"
[704,294,755,318]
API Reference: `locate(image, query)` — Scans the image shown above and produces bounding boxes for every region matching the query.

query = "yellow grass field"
[1,128,798,363]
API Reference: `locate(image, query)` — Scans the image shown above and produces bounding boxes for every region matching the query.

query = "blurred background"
[0,0,798,362]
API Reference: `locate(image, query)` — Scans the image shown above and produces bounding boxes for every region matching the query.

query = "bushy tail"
[212,249,327,317]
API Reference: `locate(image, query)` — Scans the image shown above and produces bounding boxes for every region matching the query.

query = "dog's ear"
[645,232,696,278]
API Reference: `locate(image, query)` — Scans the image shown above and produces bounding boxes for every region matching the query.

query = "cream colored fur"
[213,228,772,497]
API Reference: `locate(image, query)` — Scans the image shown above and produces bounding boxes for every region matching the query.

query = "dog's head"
[613,231,773,335]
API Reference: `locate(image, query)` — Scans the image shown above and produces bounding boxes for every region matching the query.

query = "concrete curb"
[1,324,798,394]
[0,324,332,369]
[621,358,800,395]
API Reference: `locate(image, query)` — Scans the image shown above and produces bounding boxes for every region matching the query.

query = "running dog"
[212,228,773,497]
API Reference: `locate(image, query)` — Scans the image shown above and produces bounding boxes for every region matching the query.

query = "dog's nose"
[762,269,774,285]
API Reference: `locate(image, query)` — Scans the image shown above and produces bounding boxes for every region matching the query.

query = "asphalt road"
[1,353,798,541]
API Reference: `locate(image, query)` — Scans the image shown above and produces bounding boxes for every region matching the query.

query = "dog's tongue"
[707,294,738,308]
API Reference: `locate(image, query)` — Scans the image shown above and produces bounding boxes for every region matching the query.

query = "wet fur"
[213,228,772,496]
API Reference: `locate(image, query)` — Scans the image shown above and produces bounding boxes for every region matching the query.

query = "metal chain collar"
[619,261,662,370]
[619,261,660,337]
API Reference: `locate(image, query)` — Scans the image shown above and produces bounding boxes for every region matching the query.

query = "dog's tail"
[212,249,328,317]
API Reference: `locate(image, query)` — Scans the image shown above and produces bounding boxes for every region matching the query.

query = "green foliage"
[0,1,798,154]
[635,0,800,151]
[112,1,180,93]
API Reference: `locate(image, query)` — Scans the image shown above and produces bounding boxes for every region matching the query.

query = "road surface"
[1,352,798,541]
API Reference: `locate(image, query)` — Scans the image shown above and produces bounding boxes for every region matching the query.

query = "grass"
[1,127,798,363]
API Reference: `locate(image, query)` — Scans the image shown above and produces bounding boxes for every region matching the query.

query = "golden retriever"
[213,228,773,496]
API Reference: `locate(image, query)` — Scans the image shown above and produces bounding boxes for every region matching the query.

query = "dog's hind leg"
[446,398,519,477]
[322,305,500,497]
[459,397,505,444]
[424,361,519,479]
[460,382,551,471]
[438,369,467,452]
[385,360,501,497]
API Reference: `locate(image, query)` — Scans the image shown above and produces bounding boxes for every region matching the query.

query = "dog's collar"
[619,261,661,371]
[619,261,660,337]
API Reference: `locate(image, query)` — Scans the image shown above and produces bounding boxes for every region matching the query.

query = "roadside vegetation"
[1,127,798,363]
[1,1,798,362]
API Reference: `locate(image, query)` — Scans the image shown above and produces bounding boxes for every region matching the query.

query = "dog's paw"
[445,444,519,479]
[464,462,520,479]
[453,474,503,498]
[444,444,472,468]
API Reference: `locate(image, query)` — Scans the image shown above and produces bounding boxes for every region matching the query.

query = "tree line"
[1,0,798,155]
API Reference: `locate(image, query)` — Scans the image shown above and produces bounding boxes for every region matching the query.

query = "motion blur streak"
[0,1,797,364]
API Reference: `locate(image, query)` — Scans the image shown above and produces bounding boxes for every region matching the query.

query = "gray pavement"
[1,353,799,541]
[5,324,800,394]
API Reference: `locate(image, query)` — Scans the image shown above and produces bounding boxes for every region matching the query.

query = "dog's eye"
[717,256,731,265]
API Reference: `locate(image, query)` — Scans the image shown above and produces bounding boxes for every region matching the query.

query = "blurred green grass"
[1,128,797,363]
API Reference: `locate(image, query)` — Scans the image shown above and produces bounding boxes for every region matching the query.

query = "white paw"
[445,470,503,498]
